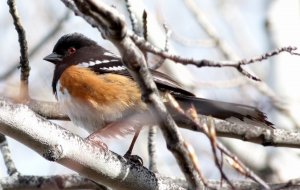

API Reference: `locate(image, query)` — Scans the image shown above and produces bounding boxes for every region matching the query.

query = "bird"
[44,33,273,160]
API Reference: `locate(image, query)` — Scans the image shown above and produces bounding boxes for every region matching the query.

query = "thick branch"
[28,99,69,120]
[0,99,189,190]
[0,174,99,190]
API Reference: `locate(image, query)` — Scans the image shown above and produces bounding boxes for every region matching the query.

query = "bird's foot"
[124,152,143,165]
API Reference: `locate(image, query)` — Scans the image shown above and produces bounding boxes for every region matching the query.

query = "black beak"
[43,52,63,64]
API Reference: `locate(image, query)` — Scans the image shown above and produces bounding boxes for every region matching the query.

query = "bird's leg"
[124,127,143,165]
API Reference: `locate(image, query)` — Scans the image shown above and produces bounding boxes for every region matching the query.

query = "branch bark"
[0,99,179,190]
[27,99,300,149]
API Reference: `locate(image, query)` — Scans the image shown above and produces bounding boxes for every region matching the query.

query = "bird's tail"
[173,95,273,127]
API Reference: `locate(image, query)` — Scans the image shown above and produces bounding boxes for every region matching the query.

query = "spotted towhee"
[44,33,272,156]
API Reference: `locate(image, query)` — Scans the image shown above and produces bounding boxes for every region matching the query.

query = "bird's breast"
[56,66,146,134]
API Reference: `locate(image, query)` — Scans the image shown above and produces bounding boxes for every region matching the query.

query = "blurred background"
[0,0,300,183]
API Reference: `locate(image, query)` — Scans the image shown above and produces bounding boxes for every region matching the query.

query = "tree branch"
[0,134,19,176]
[7,0,30,100]
[24,99,300,149]
[0,99,191,190]
[0,174,100,190]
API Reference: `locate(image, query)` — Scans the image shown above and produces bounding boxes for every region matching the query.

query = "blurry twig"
[273,178,300,190]
[197,77,246,88]
[147,126,158,172]
[171,32,216,48]
[151,24,171,70]
[0,174,101,189]
[29,11,70,59]
[7,0,30,100]
[184,0,238,60]
[155,3,216,48]
[0,11,70,81]
[0,134,19,176]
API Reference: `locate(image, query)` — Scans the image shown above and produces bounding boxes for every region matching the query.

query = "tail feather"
[174,95,273,127]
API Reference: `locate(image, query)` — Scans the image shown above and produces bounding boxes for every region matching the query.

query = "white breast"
[56,82,141,138]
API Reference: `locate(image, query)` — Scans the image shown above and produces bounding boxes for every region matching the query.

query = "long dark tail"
[173,95,273,127]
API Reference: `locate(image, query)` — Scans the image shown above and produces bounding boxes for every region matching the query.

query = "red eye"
[68,47,76,55]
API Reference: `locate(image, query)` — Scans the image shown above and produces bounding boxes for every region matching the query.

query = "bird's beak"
[43,52,63,64]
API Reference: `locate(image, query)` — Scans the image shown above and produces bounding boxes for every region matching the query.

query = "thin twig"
[142,10,148,41]
[142,11,158,171]
[147,126,158,173]
[0,134,19,176]
[218,142,270,189]
[7,0,30,100]
[28,11,70,59]
[171,32,216,48]
[207,118,234,189]
[0,174,100,189]
[142,10,148,62]
[151,24,171,70]
[183,0,238,60]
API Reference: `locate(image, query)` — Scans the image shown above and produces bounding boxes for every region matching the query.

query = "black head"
[43,33,98,64]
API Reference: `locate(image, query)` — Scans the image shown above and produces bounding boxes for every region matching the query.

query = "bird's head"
[43,33,98,65]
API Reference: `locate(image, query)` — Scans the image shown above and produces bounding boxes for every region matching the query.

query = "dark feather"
[173,94,273,127]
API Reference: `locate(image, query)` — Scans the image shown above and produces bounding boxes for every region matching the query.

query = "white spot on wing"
[102,60,110,63]
[88,61,96,66]
[104,52,118,57]
[102,66,126,71]
[77,62,90,67]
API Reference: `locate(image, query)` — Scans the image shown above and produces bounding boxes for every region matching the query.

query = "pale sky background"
[0,0,300,182]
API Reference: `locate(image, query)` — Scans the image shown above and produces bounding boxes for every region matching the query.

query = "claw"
[124,153,143,165]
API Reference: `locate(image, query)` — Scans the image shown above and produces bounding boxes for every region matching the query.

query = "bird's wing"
[79,53,194,96]
[77,50,273,127]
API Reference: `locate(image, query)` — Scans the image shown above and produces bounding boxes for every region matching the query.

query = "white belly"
[56,82,126,134]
